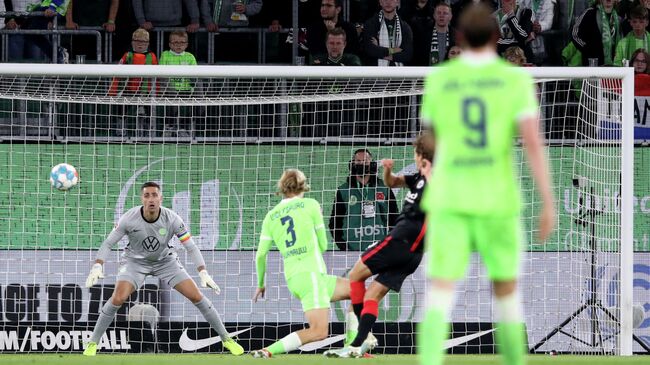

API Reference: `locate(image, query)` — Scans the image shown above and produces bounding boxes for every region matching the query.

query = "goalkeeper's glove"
[199,269,221,295]
[85,263,104,288]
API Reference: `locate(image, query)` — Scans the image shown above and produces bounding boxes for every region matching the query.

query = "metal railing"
[144,26,289,65]
[0,16,290,64]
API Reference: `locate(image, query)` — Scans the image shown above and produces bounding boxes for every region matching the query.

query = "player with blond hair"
[252,169,358,357]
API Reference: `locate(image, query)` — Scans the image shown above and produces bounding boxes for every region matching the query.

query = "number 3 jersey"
[420,54,539,216]
[256,197,329,287]
[97,206,191,262]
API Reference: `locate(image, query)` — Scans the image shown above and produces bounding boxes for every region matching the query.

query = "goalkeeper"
[418,5,555,365]
[83,181,243,356]
[251,169,357,358]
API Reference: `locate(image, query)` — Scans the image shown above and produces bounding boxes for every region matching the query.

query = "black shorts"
[360,221,426,292]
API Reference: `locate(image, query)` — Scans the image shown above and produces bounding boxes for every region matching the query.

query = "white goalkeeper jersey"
[96,206,192,262]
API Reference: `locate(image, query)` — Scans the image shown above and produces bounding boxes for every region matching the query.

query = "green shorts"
[286,272,338,312]
[426,213,523,281]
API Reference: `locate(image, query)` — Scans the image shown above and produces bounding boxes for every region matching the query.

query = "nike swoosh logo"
[178,327,252,351]
[443,329,495,349]
[298,334,347,351]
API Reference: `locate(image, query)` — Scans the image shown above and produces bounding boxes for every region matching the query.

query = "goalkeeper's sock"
[194,296,230,342]
[267,332,302,355]
[350,281,366,319]
[494,291,526,365]
[350,299,378,347]
[90,300,121,343]
[418,286,454,365]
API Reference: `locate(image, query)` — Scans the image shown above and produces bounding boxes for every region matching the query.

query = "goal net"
[0,65,638,356]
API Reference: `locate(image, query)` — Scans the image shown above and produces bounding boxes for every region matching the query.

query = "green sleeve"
[159,51,171,65]
[311,201,328,252]
[255,216,273,288]
[613,39,625,67]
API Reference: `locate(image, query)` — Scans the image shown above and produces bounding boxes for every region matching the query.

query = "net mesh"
[0,69,639,355]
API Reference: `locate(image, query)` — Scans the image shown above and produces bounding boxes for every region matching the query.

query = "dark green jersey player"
[417,5,555,365]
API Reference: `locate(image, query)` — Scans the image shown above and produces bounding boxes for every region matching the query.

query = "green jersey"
[420,54,538,216]
[159,50,197,91]
[255,197,328,288]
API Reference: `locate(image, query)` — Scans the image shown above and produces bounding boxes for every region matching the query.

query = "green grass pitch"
[1,354,649,365]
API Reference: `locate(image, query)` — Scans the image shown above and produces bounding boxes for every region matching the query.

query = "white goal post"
[0,64,636,356]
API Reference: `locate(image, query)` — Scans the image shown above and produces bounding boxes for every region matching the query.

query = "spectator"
[311,27,362,65]
[631,47,650,73]
[159,31,197,136]
[255,1,290,63]
[399,0,435,25]
[619,0,650,34]
[22,0,70,62]
[630,48,650,94]
[572,0,622,66]
[65,0,119,62]
[159,31,197,93]
[555,0,590,30]
[504,45,527,65]
[412,1,455,66]
[201,0,262,29]
[108,28,158,138]
[494,0,533,60]
[132,0,200,38]
[362,0,413,66]
[446,44,462,60]
[307,0,360,58]
[4,0,32,61]
[107,0,139,62]
[329,148,398,251]
[131,0,200,62]
[108,28,158,97]
[519,0,554,65]
[400,0,434,66]
[199,0,262,63]
[614,6,650,66]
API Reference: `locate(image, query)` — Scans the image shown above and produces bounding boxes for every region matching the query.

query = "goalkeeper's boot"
[83,342,97,356]
[344,329,359,346]
[323,346,362,358]
[250,348,272,358]
[224,339,244,356]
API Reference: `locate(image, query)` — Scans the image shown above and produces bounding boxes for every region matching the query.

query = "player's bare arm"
[520,115,555,241]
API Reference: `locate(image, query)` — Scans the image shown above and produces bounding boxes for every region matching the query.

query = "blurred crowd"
[1,0,650,74]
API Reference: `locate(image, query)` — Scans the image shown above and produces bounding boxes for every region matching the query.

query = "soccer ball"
[50,163,79,191]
